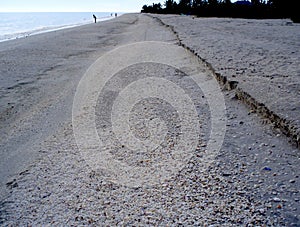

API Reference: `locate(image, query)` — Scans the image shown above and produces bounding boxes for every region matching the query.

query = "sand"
[0,13,175,191]
[154,14,300,144]
[0,13,299,225]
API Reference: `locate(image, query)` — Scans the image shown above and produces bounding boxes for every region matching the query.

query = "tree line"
[141,0,299,23]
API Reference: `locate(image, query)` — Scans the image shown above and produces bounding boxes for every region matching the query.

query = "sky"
[0,0,162,12]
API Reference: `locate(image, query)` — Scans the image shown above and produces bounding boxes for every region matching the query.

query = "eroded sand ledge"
[151,14,300,146]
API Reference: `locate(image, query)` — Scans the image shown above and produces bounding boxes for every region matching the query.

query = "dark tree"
[268,0,298,22]
[141,3,162,13]
[178,0,192,14]
[251,0,261,6]
[223,0,231,5]
[208,0,219,7]
[141,5,149,13]
[164,0,178,13]
[192,0,204,9]
[141,0,299,23]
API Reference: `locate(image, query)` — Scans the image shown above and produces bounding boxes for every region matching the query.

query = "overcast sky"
[0,0,163,12]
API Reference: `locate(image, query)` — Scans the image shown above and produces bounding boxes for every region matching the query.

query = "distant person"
[111,13,113,17]
[93,14,97,23]
[115,13,117,17]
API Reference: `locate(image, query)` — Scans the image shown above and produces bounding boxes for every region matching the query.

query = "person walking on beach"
[115,13,117,17]
[93,14,97,23]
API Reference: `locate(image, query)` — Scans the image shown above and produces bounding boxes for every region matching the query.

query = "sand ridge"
[153,14,300,145]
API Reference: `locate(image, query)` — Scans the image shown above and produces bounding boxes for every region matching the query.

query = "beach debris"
[262,166,272,171]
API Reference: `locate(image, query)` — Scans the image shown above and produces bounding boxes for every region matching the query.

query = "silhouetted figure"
[93,14,97,23]
[115,13,117,17]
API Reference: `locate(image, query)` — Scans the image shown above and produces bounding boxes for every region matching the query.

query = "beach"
[0,13,299,225]
[155,15,300,144]
[0,13,175,197]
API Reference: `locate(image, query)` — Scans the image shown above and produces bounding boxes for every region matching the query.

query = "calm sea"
[0,12,117,42]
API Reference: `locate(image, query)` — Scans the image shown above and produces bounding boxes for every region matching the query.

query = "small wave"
[0,13,116,43]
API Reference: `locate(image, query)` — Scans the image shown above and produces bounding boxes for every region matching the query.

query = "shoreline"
[0,13,119,43]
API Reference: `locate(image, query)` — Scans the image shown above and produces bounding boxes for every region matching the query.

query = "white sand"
[0,13,176,198]
[155,14,300,137]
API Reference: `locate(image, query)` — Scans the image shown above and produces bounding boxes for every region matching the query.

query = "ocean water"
[0,12,116,42]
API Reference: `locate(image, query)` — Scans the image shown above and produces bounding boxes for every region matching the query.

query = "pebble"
[222,172,232,177]
[273,197,281,202]
[262,166,272,171]
[258,208,265,215]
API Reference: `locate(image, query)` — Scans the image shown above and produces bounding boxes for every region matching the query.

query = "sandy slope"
[0,14,176,199]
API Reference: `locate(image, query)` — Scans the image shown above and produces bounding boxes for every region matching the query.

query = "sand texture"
[154,14,300,145]
[0,13,299,225]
